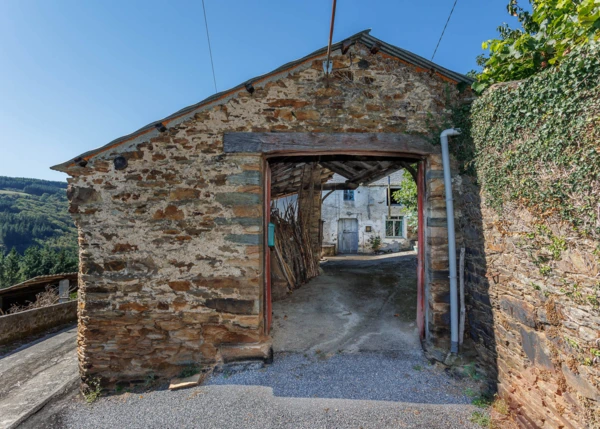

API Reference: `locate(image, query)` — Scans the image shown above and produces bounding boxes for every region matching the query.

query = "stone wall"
[0,301,77,345]
[461,176,600,428]
[63,42,468,385]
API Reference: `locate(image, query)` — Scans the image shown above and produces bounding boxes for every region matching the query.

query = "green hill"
[0,176,76,254]
[0,176,78,288]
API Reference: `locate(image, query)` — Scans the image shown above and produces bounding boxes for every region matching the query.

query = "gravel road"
[55,351,483,429]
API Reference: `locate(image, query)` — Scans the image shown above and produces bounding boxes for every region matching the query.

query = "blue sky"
[0,0,520,181]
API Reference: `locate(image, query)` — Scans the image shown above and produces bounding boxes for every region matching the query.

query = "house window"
[387,188,402,206]
[385,216,404,237]
[343,190,355,201]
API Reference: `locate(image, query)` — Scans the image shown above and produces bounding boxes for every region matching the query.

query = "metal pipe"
[440,128,461,354]
[325,0,337,75]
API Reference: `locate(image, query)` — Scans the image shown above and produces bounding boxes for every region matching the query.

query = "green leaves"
[391,170,418,212]
[473,0,600,93]
[471,41,600,238]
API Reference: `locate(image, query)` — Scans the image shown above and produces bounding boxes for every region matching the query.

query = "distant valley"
[0,176,77,288]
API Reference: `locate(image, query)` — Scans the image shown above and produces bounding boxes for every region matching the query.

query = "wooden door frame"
[416,160,426,340]
[262,156,430,336]
[263,160,272,333]
[226,133,438,337]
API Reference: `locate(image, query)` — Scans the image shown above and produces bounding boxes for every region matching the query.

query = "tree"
[20,246,44,279]
[392,169,418,233]
[392,170,417,212]
[1,249,22,287]
[474,0,600,92]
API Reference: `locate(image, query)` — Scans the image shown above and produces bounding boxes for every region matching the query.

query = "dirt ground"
[272,252,420,354]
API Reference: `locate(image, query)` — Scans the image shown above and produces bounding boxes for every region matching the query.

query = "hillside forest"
[0,176,78,288]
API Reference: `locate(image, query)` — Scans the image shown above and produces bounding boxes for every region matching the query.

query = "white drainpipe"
[440,128,461,354]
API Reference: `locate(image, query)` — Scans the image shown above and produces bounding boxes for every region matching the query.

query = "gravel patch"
[208,351,472,404]
[56,352,483,429]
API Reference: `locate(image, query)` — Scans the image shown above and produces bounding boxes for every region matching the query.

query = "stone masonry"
[55,38,469,386]
[461,177,600,429]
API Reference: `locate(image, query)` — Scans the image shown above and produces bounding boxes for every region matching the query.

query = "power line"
[201,0,218,93]
[431,0,458,61]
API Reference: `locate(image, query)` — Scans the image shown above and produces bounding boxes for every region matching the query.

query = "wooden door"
[338,218,358,254]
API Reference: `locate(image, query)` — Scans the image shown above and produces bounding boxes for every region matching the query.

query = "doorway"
[224,132,447,349]
[337,218,358,254]
[265,154,424,355]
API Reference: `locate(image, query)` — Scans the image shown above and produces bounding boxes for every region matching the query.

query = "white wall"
[321,172,412,254]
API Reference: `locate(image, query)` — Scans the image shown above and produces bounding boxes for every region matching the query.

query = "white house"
[321,170,413,254]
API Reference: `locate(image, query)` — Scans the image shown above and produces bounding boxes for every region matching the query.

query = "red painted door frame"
[416,160,426,340]
[263,154,427,339]
[264,161,272,333]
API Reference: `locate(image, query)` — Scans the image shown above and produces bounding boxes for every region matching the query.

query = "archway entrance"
[224,132,452,353]
[265,154,423,356]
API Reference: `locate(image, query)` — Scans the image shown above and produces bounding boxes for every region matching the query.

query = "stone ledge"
[220,341,273,364]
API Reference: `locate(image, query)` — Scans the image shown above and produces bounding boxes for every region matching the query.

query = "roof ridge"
[51,29,472,173]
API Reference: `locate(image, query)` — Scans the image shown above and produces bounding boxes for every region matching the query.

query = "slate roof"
[0,273,78,296]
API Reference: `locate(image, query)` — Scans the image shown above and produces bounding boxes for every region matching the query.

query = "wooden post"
[459,247,466,347]
[387,176,391,218]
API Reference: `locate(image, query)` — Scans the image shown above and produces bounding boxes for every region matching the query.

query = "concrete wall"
[321,183,411,254]
[62,42,469,384]
[0,301,77,345]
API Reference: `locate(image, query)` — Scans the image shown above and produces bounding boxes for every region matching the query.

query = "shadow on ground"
[208,253,478,405]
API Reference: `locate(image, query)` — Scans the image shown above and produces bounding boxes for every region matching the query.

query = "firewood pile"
[271,200,319,291]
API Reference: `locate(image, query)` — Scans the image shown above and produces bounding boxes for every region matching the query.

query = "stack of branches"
[271,201,319,291]
[271,162,325,290]
[1,284,76,315]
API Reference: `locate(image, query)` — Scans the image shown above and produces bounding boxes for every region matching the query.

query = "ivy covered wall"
[464,42,600,428]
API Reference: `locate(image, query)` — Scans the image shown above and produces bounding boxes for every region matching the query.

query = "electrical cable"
[431,0,458,61]
[201,0,218,93]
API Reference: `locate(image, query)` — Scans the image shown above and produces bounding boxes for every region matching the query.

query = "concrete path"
[272,252,420,354]
[0,326,78,429]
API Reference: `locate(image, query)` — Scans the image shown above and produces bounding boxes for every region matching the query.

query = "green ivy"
[471,41,600,238]
[474,0,600,93]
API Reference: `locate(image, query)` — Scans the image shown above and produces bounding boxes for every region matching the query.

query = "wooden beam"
[345,161,394,185]
[319,161,360,179]
[321,182,358,191]
[224,132,437,156]
[360,163,405,186]
[399,161,418,183]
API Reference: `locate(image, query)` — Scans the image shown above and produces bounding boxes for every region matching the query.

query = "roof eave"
[51,29,473,173]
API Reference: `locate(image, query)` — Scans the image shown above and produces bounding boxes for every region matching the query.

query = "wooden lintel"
[224,132,437,156]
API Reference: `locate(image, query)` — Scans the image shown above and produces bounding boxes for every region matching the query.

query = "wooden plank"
[319,161,359,179]
[224,132,437,155]
[346,161,397,185]
[360,165,405,186]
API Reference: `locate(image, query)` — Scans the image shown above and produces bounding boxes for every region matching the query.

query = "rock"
[220,341,272,363]
[168,280,191,291]
[561,364,600,401]
[168,373,203,390]
[500,295,537,328]
[204,299,257,315]
[153,205,185,220]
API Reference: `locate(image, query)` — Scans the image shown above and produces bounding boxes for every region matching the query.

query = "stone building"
[320,171,412,254]
[52,30,470,385]
[51,29,600,428]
